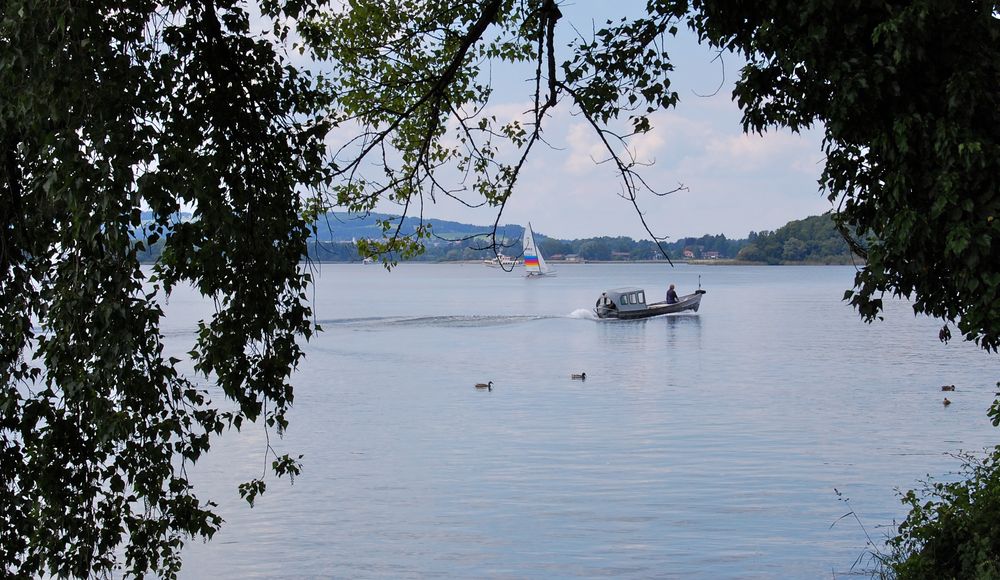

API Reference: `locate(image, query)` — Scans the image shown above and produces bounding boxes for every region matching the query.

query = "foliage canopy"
[1,0,997,577]
[691,0,1000,350]
[886,446,1000,579]
[1,0,329,575]
[737,214,856,264]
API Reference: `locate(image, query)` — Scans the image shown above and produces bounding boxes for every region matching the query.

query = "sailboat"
[522,222,554,277]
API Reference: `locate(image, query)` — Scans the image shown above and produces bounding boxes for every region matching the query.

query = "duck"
[941,384,956,391]
[943,397,952,406]
[475,381,493,391]
[571,373,586,380]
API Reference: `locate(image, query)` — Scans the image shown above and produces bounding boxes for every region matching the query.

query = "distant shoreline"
[332,258,859,266]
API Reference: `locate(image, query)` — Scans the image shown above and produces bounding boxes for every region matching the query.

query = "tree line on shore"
[136,211,855,264]
[294,212,855,264]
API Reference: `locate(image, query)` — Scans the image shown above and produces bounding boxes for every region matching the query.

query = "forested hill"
[134,211,855,264]
[305,212,856,264]
[305,211,744,262]
[736,213,857,264]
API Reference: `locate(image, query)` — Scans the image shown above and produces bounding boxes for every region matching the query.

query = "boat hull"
[595,290,705,319]
[484,256,520,268]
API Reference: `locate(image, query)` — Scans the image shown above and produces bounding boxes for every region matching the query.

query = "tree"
[4,0,997,577]
[782,237,807,262]
[539,237,572,257]
[690,0,1000,349]
[735,214,855,264]
[1,1,329,576]
[301,0,689,263]
[578,239,612,261]
[886,444,1000,579]
[736,243,763,263]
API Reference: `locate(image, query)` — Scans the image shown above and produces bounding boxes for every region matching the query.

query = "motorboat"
[484,253,520,268]
[594,287,706,319]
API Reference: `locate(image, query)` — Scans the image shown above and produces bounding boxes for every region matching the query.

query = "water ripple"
[178,264,1000,579]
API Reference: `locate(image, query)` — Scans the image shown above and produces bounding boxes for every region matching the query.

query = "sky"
[320,3,834,241]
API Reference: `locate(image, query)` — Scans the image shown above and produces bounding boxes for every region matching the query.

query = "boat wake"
[567,308,598,320]
[321,308,610,328]
[318,314,551,329]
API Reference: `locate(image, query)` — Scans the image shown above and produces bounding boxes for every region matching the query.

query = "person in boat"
[666,284,679,304]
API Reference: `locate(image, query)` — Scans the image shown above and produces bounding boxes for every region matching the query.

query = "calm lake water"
[169,263,999,578]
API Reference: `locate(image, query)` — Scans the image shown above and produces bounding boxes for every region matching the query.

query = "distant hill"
[310,212,525,242]
[736,213,858,264]
[306,212,745,263]
[134,210,856,264]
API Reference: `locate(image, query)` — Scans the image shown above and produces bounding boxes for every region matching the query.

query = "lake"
[170,263,999,578]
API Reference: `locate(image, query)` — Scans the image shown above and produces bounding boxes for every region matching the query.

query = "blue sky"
[313,3,834,241]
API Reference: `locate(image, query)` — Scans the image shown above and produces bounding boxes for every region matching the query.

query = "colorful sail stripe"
[524,256,540,268]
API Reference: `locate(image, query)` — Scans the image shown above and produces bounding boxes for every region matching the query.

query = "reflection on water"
[176,264,998,579]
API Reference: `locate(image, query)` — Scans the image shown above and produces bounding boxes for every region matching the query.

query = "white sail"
[522,222,552,276]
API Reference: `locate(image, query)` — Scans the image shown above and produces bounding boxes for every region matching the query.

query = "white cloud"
[562,122,607,174]
[699,131,820,174]
[307,3,834,241]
